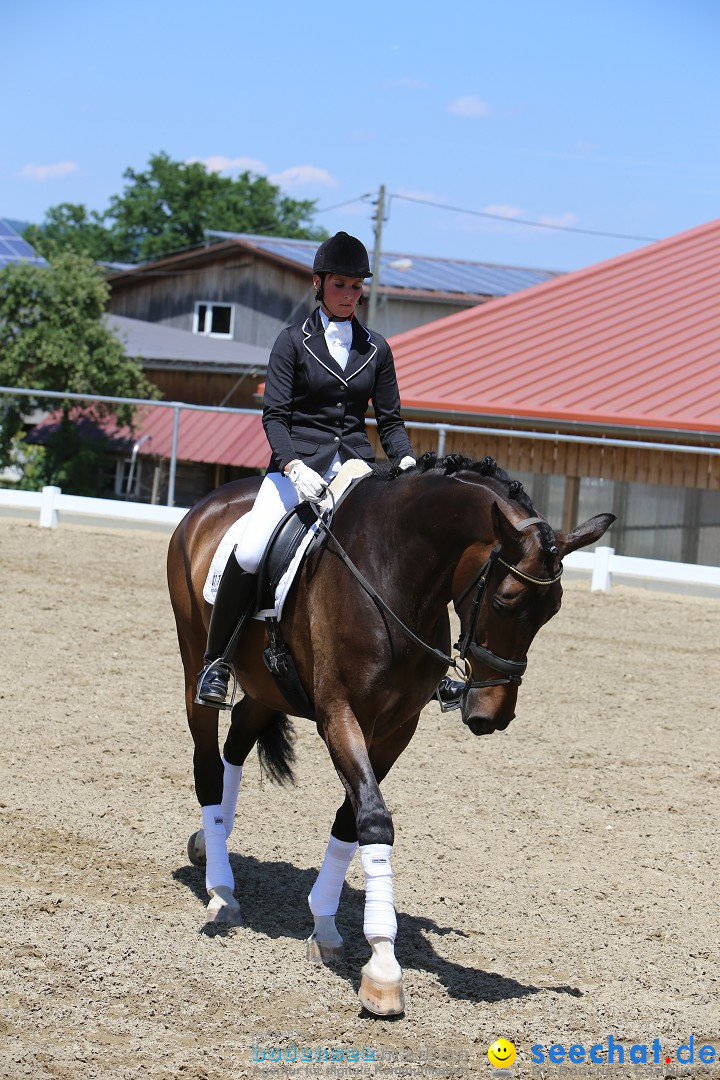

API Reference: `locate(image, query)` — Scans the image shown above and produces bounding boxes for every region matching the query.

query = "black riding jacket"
[262,307,415,475]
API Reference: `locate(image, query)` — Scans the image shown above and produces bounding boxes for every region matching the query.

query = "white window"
[193,301,234,338]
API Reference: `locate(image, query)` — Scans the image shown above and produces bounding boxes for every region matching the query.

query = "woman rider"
[195,231,463,710]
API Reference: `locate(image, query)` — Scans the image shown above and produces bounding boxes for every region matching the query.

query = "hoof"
[205,885,242,926]
[358,972,405,1017]
[187,829,206,868]
[306,932,343,965]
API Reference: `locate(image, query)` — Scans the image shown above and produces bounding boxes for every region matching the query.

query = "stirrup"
[194,659,238,711]
[436,676,464,713]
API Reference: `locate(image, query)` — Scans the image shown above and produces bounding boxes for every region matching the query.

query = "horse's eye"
[491,596,511,614]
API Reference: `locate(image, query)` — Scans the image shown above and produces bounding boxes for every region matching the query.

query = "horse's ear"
[491,501,525,553]
[556,513,616,556]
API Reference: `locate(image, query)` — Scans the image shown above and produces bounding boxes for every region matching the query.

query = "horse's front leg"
[318,705,405,1016]
[306,721,414,968]
[306,828,357,964]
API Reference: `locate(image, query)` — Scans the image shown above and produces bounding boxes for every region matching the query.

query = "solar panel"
[207,230,559,298]
[0,219,47,269]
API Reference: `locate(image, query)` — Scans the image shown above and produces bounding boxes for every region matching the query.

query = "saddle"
[256,462,371,720]
[255,501,324,613]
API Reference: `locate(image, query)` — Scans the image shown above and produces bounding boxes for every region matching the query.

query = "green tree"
[0,250,157,493]
[23,203,119,262]
[24,151,327,263]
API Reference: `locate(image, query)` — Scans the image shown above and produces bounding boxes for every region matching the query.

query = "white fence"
[0,484,186,529]
[1,485,719,595]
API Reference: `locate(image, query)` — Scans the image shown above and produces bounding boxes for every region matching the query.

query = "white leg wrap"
[308,835,358,917]
[360,843,397,942]
[220,757,243,838]
[202,804,235,894]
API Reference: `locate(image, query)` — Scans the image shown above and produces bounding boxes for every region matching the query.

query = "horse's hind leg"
[221,695,295,839]
[186,693,243,926]
[189,694,294,925]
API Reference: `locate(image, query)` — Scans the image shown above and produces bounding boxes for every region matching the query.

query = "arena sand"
[0,518,718,1079]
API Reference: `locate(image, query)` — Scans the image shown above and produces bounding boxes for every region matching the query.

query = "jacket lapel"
[345,318,377,381]
[301,308,349,386]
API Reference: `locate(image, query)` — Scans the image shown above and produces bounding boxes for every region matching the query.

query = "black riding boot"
[195,558,258,708]
[436,675,465,712]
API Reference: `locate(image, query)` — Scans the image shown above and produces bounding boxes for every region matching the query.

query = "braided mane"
[374,452,557,553]
[377,451,534,510]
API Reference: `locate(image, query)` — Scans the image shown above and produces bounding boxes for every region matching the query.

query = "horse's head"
[454,502,615,736]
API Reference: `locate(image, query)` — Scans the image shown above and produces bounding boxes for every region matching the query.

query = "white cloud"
[187,155,267,174]
[482,204,523,219]
[538,211,579,228]
[268,165,338,189]
[18,161,79,181]
[447,96,491,118]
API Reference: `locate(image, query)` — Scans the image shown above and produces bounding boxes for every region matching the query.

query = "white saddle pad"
[203,459,372,619]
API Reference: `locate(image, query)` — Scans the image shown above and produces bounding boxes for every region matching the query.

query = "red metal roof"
[31,406,269,469]
[124,406,268,468]
[390,218,720,436]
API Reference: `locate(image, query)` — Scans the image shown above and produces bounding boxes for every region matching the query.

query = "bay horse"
[166,453,614,1016]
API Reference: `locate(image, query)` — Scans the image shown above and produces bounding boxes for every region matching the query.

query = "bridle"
[454,517,564,692]
[312,500,563,692]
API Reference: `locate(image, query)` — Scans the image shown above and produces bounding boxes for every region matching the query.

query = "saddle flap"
[256,502,319,612]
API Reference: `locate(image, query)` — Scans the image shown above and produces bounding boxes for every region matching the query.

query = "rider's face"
[314,274,364,319]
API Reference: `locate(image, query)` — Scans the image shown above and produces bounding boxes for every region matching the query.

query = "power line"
[391,193,660,243]
[315,194,373,214]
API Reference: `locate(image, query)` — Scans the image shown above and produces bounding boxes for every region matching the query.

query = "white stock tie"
[325,320,353,371]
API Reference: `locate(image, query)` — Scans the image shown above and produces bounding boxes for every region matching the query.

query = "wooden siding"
[108,246,490,348]
[108,251,315,349]
[145,369,263,409]
[372,296,480,339]
[367,426,719,491]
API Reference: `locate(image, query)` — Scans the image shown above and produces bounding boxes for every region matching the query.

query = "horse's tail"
[257,711,297,785]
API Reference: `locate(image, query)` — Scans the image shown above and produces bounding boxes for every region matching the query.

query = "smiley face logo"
[487,1038,516,1068]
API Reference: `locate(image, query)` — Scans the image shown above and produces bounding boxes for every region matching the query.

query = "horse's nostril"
[463,713,515,736]
[464,715,496,736]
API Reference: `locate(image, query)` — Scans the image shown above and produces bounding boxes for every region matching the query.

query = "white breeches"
[233,459,341,573]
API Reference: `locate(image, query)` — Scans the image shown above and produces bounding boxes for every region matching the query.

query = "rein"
[312,497,465,677]
[312,500,563,690]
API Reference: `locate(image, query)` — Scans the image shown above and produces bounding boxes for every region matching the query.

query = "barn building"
[104,313,268,409]
[383,218,720,565]
[105,231,561,360]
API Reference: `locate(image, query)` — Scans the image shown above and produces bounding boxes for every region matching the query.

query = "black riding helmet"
[312,232,373,279]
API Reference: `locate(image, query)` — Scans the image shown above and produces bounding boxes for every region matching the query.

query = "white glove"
[287,461,328,502]
[398,456,416,471]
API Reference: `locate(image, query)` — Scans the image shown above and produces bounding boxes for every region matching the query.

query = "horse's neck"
[383,477,497,612]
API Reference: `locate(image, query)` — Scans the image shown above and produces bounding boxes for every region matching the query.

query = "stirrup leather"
[194,659,239,711]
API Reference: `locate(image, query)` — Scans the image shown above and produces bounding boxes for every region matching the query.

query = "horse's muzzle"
[462,711,515,736]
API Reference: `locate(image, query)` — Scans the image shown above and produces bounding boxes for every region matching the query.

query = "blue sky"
[3,0,719,272]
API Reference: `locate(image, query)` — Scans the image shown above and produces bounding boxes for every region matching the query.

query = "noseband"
[455,518,563,692]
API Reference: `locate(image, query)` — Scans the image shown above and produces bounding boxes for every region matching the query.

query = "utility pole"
[367,184,385,327]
